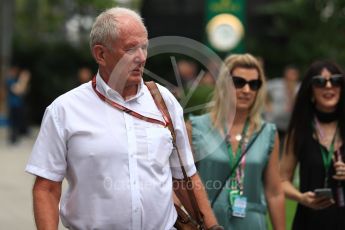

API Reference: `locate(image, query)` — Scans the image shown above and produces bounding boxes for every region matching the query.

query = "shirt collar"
[95,71,145,103]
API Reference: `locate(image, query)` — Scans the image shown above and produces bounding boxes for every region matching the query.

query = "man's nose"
[134,48,147,63]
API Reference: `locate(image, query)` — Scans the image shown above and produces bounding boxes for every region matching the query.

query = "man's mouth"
[130,67,142,74]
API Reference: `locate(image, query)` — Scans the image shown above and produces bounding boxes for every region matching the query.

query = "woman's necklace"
[235,134,243,141]
[228,123,250,147]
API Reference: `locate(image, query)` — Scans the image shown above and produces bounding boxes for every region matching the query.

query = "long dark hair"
[285,60,345,157]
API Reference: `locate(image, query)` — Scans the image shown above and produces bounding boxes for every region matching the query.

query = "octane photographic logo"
[106,36,236,167]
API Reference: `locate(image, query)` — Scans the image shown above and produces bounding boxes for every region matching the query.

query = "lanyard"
[314,118,338,187]
[226,118,250,192]
[91,76,169,127]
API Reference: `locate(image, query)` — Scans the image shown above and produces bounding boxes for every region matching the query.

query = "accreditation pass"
[232,196,247,218]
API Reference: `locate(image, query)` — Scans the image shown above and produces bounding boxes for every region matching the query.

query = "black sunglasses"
[311,74,344,88]
[232,76,262,91]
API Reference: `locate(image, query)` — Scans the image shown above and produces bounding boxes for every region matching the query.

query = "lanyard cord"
[211,123,267,207]
[91,76,169,127]
[226,117,250,192]
[314,118,338,187]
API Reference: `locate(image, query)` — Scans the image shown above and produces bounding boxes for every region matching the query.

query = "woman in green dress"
[189,54,285,229]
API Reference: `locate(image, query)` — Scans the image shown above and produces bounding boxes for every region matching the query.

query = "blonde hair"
[208,53,267,133]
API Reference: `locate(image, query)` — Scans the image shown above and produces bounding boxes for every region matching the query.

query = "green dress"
[190,113,276,230]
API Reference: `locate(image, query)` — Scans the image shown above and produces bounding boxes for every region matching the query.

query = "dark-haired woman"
[281,60,345,229]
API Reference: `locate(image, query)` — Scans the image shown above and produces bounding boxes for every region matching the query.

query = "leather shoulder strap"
[145,81,205,228]
[144,81,176,142]
[145,81,190,177]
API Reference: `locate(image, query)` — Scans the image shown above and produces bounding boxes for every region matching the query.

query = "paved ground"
[0,127,66,229]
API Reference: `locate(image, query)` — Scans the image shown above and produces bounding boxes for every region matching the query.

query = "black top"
[293,133,345,230]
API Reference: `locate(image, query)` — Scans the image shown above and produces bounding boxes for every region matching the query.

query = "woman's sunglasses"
[311,74,344,88]
[232,76,262,91]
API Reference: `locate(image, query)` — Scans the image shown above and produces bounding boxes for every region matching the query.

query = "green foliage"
[183,85,214,116]
[13,39,97,123]
[267,199,297,230]
[15,0,345,122]
[13,0,118,123]
[74,0,117,9]
[247,0,345,77]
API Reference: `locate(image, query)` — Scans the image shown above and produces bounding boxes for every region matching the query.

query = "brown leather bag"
[145,81,206,230]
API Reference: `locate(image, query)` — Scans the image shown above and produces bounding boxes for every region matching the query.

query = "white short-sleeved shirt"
[25,73,196,230]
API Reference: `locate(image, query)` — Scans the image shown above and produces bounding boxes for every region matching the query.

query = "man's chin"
[126,75,142,85]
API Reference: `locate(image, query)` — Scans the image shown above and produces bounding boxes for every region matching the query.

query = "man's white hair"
[89,7,146,50]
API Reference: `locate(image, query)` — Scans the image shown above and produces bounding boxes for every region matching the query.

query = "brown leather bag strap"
[145,81,189,178]
[145,81,205,228]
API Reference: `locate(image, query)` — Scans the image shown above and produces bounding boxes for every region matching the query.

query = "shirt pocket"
[147,126,173,167]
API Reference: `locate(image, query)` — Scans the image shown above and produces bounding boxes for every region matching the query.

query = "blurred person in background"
[200,71,215,86]
[200,60,218,87]
[76,66,93,85]
[25,7,222,230]
[189,54,285,229]
[170,59,198,100]
[281,60,345,229]
[266,65,300,151]
[178,59,197,88]
[6,66,31,144]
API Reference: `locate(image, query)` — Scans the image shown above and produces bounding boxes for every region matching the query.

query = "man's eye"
[126,47,137,54]
[125,44,148,54]
[141,44,148,50]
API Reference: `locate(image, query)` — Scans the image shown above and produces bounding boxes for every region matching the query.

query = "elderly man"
[26,7,221,230]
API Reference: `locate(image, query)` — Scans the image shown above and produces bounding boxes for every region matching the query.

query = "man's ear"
[92,45,107,67]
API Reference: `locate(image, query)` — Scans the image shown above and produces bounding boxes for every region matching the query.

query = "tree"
[12,0,120,123]
[0,0,15,115]
[247,0,345,77]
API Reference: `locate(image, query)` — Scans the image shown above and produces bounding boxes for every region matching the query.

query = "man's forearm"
[33,189,60,230]
[33,178,61,230]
